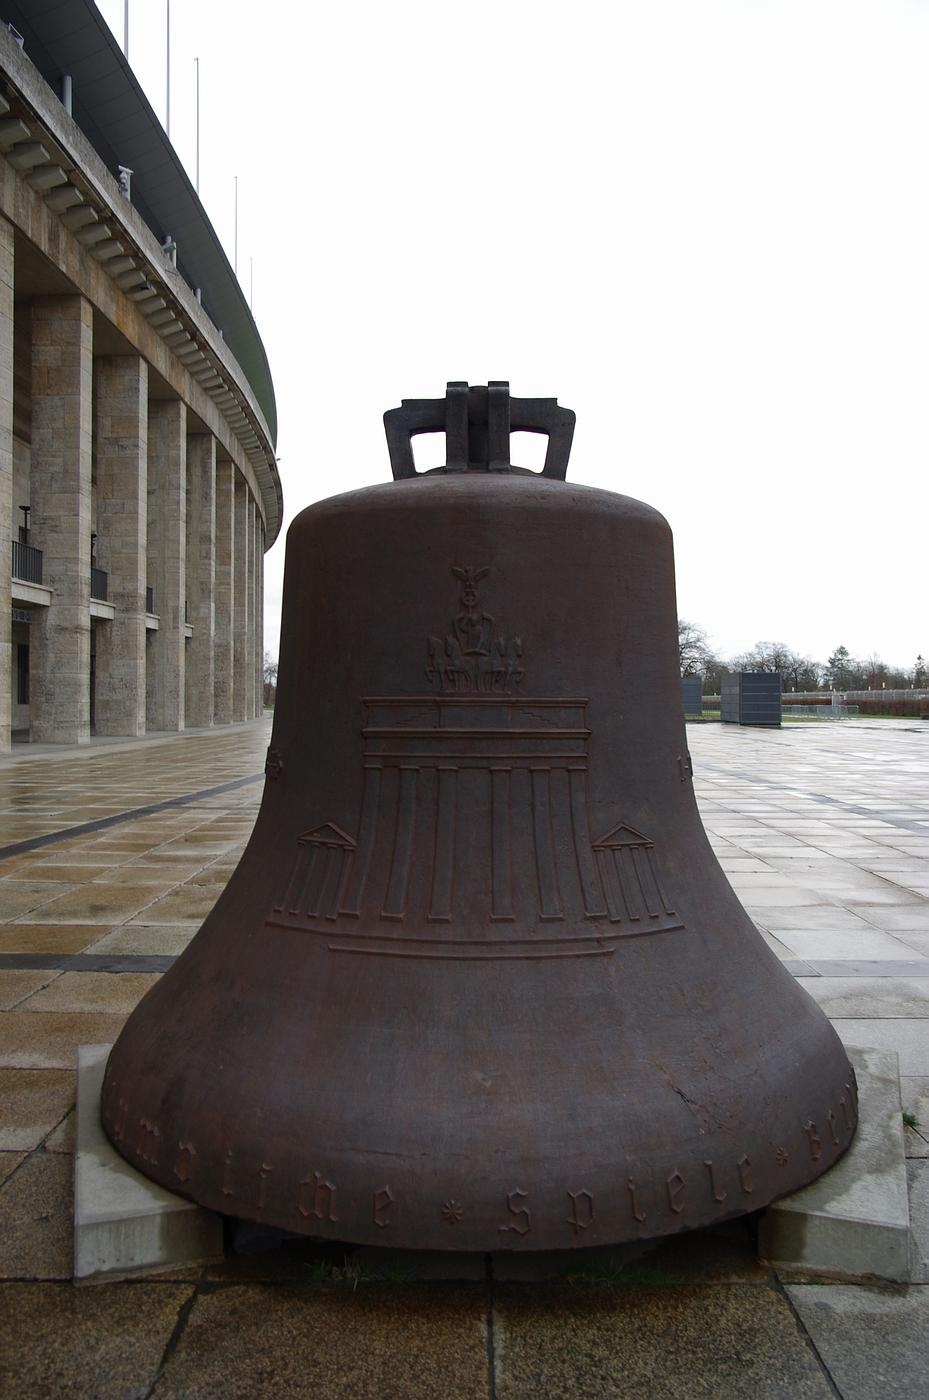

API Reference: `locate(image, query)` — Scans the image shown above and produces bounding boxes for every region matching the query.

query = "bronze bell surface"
[102,382,857,1252]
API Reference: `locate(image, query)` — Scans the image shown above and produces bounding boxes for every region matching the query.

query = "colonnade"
[0,214,266,748]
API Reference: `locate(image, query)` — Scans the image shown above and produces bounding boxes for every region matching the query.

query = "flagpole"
[195,57,200,192]
[166,0,171,137]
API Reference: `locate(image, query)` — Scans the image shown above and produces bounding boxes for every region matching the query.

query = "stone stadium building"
[0,2,281,749]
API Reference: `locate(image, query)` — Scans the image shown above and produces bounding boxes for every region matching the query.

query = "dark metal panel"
[722,672,782,726]
[681,675,702,716]
[720,673,741,724]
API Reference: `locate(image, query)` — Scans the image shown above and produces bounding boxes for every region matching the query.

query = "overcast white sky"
[98,0,929,671]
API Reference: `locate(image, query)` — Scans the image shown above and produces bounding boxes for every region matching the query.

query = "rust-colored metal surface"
[102,383,858,1252]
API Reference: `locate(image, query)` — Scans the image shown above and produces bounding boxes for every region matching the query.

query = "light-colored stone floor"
[0,715,927,1398]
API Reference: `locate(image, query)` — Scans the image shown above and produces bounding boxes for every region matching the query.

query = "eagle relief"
[426,566,524,693]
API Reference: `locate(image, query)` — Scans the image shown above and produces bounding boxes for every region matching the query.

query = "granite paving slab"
[14,884,165,925]
[28,850,137,866]
[0,1011,128,1068]
[786,1284,929,1400]
[0,924,120,954]
[83,924,195,956]
[797,978,929,1018]
[189,863,238,885]
[0,1153,72,1278]
[0,968,59,1008]
[853,907,929,930]
[155,1284,489,1400]
[4,864,121,883]
[753,906,880,931]
[738,886,838,906]
[901,1076,929,1157]
[0,882,77,919]
[757,929,799,959]
[492,1283,834,1399]
[773,930,918,960]
[834,1021,929,1075]
[128,885,220,922]
[826,886,924,905]
[809,961,929,978]
[0,1152,25,1186]
[891,929,929,956]
[90,863,201,886]
[0,1068,73,1150]
[0,1281,193,1399]
[17,970,160,1014]
[716,857,778,871]
[905,1159,929,1282]
[44,1108,73,1154]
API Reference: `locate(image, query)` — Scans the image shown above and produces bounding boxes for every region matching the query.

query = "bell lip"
[99,1047,859,1255]
[98,1129,859,1255]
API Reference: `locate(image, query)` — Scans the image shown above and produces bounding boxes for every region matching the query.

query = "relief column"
[185,432,216,727]
[213,457,234,724]
[30,294,93,744]
[93,355,147,735]
[146,399,186,730]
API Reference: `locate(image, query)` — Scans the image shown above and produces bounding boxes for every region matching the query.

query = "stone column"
[254,512,264,715]
[232,476,250,722]
[30,294,93,744]
[213,457,234,724]
[245,496,257,720]
[185,433,216,727]
[93,356,147,735]
[146,399,186,731]
[0,216,12,753]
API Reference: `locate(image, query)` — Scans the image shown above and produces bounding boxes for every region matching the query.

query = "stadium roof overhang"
[1,0,278,453]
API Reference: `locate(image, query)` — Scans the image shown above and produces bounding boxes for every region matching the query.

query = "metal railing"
[782,704,859,721]
[11,539,43,584]
[90,566,108,602]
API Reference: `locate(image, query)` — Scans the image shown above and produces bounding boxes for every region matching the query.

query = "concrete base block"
[758,1046,910,1282]
[74,1044,223,1280]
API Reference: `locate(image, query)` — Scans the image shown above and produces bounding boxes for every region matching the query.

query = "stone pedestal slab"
[758,1046,911,1282]
[74,1044,223,1280]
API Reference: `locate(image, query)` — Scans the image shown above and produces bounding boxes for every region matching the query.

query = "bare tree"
[730,640,780,672]
[678,619,717,677]
[864,654,889,690]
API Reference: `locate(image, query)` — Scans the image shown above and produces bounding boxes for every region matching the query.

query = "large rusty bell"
[102,382,857,1252]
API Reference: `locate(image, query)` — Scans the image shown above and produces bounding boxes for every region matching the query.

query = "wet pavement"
[0,716,928,1397]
